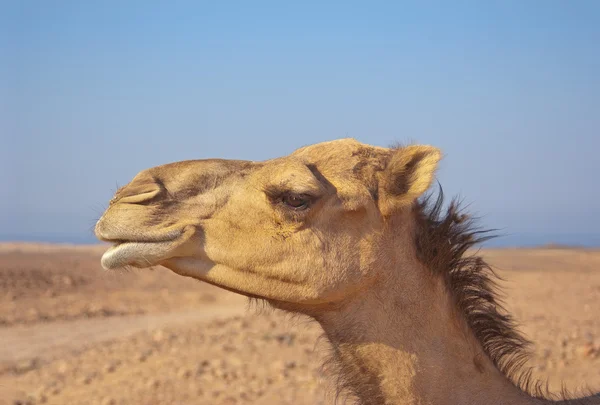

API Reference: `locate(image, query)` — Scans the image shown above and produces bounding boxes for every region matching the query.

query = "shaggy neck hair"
[411,187,600,404]
[322,187,545,404]
[413,187,542,397]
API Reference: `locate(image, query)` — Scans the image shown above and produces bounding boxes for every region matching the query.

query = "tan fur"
[95,138,599,405]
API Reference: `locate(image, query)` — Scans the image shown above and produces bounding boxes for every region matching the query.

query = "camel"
[94,138,599,405]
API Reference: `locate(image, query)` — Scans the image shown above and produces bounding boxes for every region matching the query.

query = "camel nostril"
[111,172,165,205]
[118,188,162,204]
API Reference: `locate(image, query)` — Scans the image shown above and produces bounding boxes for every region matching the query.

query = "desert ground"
[0,243,599,405]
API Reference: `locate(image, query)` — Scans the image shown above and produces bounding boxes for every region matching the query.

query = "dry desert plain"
[0,243,599,404]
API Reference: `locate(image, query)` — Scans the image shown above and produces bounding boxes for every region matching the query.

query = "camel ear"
[379,145,442,213]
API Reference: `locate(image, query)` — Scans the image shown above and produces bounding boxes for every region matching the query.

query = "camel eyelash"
[263,186,313,201]
[263,187,319,211]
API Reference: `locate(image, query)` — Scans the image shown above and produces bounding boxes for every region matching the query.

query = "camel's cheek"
[200,188,382,303]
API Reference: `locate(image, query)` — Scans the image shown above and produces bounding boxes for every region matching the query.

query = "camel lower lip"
[101,241,173,270]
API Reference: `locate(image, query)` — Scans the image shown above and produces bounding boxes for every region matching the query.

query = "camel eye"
[281,193,311,210]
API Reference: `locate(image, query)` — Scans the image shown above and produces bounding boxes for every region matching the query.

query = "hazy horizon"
[2,2,599,247]
[3,228,600,249]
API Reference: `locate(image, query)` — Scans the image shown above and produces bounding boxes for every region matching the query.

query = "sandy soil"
[0,243,599,404]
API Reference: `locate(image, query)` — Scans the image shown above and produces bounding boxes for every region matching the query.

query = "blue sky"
[1,1,599,246]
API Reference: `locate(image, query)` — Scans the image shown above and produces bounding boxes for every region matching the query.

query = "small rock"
[146,379,161,389]
[103,361,119,373]
[100,397,116,405]
[576,343,597,358]
[222,344,236,353]
[43,289,56,298]
[177,368,192,379]
[14,358,38,374]
[195,364,207,376]
[137,350,152,362]
[78,373,96,385]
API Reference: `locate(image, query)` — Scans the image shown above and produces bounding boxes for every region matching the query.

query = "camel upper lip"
[100,237,171,245]
[96,230,184,245]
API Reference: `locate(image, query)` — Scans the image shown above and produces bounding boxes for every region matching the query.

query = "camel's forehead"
[289,138,388,167]
[292,138,371,157]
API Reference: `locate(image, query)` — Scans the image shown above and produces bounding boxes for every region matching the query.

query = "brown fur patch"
[351,147,389,201]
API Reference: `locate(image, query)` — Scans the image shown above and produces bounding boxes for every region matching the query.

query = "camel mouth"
[99,231,184,270]
[100,240,173,270]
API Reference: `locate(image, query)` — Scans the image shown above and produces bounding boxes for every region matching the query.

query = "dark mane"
[412,185,546,397]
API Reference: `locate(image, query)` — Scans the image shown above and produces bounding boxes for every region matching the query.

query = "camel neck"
[315,257,541,405]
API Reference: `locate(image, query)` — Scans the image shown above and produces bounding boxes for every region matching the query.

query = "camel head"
[95,138,441,310]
